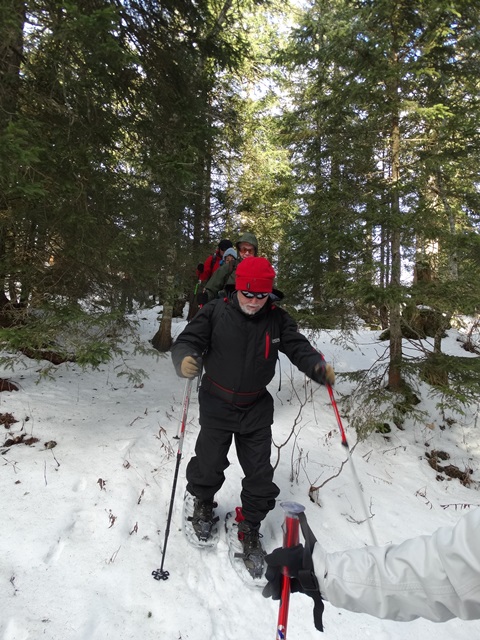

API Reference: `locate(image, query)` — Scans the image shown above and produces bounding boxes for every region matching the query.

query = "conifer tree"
[280,0,480,401]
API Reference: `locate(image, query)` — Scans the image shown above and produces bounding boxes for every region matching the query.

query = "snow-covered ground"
[1,306,479,640]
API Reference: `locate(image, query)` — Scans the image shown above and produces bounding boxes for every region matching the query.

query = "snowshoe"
[183,491,220,548]
[237,519,266,578]
[225,508,267,588]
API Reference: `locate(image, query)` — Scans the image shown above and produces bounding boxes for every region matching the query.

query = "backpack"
[210,252,218,272]
[201,251,219,281]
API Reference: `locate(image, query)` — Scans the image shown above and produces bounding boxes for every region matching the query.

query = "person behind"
[201,231,258,303]
[263,506,480,627]
[222,247,237,265]
[211,247,237,299]
[190,238,233,319]
[196,238,233,283]
[171,257,335,577]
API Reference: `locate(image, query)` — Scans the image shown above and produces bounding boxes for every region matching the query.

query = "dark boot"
[190,498,219,542]
[237,520,266,578]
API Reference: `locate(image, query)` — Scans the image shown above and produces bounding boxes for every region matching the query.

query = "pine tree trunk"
[0,0,25,126]
[151,260,175,352]
[387,39,403,391]
[0,1,25,311]
[379,216,390,330]
[151,302,173,352]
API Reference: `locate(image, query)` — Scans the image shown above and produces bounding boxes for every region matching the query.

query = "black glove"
[196,291,209,306]
[263,544,324,632]
[311,362,335,386]
[197,262,204,274]
[263,544,305,599]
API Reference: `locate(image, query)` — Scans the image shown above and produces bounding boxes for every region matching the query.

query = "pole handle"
[276,502,305,640]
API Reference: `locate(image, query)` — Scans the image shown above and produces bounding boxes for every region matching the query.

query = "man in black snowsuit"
[171,257,335,576]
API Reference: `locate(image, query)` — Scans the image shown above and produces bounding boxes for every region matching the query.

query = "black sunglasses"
[240,290,269,299]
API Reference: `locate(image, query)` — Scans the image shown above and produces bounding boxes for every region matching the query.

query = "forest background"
[1,0,479,433]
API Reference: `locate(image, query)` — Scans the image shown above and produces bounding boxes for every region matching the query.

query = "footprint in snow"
[72,477,87,492]
[3,617,29,640]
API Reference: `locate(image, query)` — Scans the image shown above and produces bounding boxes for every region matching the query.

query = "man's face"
[237,290,269,316]
[238,242,255,258]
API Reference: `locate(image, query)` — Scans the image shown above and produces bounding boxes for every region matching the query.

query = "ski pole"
[326,384,378,546]
[326,383,348,448]
[153,377,193,581]
[276,501,305,640]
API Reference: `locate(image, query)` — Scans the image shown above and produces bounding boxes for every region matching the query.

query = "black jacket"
[171,294,325,394]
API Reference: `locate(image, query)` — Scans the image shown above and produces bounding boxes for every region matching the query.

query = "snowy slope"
[1,306,479,640]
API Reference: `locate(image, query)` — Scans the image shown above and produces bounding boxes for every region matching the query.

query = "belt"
[201,376,266,405]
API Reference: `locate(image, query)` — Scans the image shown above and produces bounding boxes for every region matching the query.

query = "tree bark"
[151,301,173,352]
[152,250,176,352]
[0,1,25,310]
[387,33,403,391]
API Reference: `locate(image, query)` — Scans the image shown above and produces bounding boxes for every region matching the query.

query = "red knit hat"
[235,257,276,292]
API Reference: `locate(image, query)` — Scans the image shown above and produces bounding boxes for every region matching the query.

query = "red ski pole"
[276,501,305,640]
[326,383,348,447]
[327,384,378,546]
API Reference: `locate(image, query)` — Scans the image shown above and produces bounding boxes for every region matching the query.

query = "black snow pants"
[186,387,280,525]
